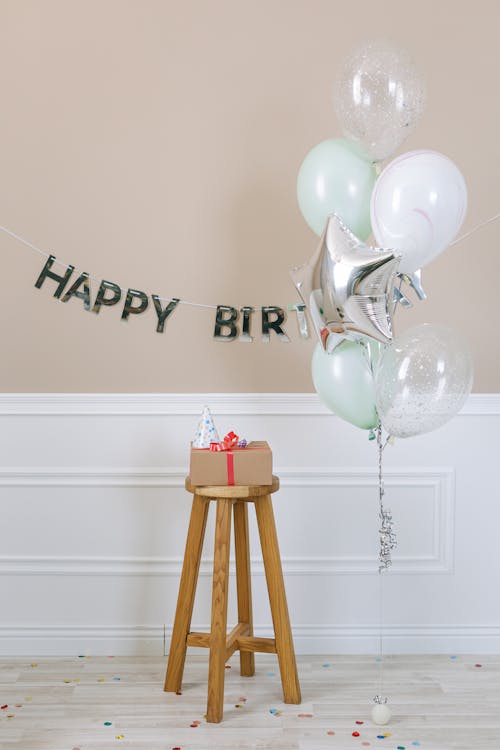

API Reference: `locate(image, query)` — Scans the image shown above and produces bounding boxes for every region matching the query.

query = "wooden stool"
[164,475,301,723]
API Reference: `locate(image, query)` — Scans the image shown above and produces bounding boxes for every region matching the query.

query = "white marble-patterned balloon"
[370,150,467,274]
[375,324,473,438]
[334,39,426,162]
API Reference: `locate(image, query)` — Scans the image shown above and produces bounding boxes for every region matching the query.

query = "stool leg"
[255,495,301,704]
[233,500,255,677]
[207,498,232,723]
[164,494,209,693]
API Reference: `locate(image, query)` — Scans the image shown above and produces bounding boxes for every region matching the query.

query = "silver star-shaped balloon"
[290,213,401,351]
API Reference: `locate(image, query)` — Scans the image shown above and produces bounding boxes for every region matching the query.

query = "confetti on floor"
[115,735,124,740]
[475,664,482,668]
[298,713,313,718]
[450,655,457,659]
[104,721,113,726]
[1,705,8,710]
[322,662,331,667]
[377,735,385,739]
[411,743,421,747]
[356,720,364,724]
[352,731,360,737]
[326,730,335,735]
[30,663,38,668]
[362,743,371,747]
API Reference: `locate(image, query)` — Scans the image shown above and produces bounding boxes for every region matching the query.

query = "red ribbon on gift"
[209,431,239,485]
[209,431,239,452]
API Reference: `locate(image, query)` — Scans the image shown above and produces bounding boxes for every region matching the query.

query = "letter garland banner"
[34,253,311,343]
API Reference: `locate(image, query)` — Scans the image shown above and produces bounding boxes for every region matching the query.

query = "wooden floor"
[1,654,499,749]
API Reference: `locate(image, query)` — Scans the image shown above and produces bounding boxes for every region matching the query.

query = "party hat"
[192,405,220,448]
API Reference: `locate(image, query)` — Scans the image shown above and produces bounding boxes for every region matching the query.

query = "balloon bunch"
[292,38,473,438]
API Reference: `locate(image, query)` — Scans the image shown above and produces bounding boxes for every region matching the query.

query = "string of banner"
[0,223,309,343]
[1,212,499,343]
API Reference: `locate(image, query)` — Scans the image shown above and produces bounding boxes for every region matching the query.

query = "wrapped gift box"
[189,441,272,486]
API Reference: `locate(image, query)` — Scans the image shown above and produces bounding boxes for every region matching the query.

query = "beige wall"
[0,0,498,392]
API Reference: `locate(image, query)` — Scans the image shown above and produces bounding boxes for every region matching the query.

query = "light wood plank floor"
[1,654,499,749]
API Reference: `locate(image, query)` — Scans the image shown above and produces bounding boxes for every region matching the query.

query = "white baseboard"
[1,624,499,657]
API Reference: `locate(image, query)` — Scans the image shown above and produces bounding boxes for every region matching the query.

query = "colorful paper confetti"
[322,662,331,667]
[327,730,335,735]
[356,720,364,724]
[475,663,482,668]
[298,713,313,718]
[352,731,360,737]
[104,721,113,726]
[115,735,124,740]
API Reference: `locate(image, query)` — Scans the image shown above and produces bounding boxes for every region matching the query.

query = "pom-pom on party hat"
[192,405,220,448]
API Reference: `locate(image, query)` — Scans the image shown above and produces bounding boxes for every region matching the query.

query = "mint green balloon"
[311,341,380,430]
[297,138,376,240]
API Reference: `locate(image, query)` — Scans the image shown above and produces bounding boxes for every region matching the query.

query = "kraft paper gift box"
[189,441,273,486]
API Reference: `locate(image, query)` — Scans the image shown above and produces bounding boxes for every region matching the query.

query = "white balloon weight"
[375,324,473,438]
[371,703,392,726]
[370,150,467,274]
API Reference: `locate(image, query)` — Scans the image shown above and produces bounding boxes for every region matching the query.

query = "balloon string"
[374,424,397,706]
[449,212,500,247]
[0,222,218,309]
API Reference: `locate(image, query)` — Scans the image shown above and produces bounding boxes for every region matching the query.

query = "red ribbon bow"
[209,431,239,452]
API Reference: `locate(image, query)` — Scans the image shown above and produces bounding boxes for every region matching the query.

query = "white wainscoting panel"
[0,393,498,655]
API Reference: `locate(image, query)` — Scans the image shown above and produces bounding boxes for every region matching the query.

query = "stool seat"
[164,475,301,723]
[185,475,280,498]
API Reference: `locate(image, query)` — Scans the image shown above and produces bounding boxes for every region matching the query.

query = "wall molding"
[0,392,498,416]
[1,623,499,656]
[0,466,454,574]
